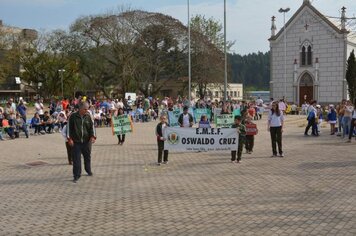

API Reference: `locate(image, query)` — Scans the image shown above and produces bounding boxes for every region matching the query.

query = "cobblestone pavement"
[0,115,355,235]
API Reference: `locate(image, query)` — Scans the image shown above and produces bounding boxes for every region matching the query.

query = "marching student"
[327,105,337,135]
[268,101,285,157]
[231,115,246,164]
[116,108,126,145]
[198,114,211,128]
[178,106,194,128]
[245,115,258,154]
[156,114,169,165]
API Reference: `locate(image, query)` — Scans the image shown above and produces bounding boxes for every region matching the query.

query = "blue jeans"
[338,116,343,133]
[342,116,351,138]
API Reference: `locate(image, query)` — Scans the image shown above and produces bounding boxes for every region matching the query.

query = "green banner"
[168,108,181,127]
[194,108,211,122]
[112,115,133,135]
[233,108,241,116]
[215,114,234,128]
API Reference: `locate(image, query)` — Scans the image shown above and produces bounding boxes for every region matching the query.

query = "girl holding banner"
[156,115,169,165]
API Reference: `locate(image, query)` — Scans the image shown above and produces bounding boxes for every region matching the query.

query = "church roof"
[269,1,346,41]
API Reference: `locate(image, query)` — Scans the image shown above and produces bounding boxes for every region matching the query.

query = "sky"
[0,0,355,55]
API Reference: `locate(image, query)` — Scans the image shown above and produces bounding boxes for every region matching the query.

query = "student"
[31,113,42,135]
[178,106,194,128]
[327,105,337,135]
[268,102,284,157]
[116,108,126,145]
[304,100,317,136]
[245,115,258,154]
[231,115,246,163]
[198,115,211,128]
[156,115,169,165]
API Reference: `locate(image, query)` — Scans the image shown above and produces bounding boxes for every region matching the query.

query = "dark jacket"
[178,113,194,127]
[231,123,246,139]
[67,111,96,143]
[156,122,169,141]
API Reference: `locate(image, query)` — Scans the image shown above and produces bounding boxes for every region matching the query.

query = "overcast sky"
[0,0,355,55]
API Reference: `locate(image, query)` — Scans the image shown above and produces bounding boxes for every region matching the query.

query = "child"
[156,114,169,165]
[245,115,258,154]
[327,105,337,135]
[231,115,246,163]
[116,108,126,145]
[198,115,211,128]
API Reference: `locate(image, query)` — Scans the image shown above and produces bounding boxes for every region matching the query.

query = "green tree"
[346,50,356,102]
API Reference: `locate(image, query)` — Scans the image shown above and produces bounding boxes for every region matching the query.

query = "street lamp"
[58,69,65,98]
[224,0,227,102]
[279,7,290,100]
[187,0,192,103]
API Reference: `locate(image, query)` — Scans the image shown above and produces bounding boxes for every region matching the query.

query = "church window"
[300,43,312,66]
[307,46,312,66]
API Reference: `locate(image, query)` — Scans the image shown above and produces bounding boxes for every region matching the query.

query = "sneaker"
[270,154,277,158]
[87,172,93,176]
[231,160,237,163]
[279,153,284,157]
[157,162,161,166]
[163,161,168,164]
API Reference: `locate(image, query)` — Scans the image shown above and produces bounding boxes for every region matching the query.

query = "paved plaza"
[0,116,356,235]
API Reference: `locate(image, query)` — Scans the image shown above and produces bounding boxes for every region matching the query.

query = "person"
[327,105,337,135]
[231,115,246,163]
[30,113,42,135]
[304,100,317,136]
[336,99,346,136]
[43,111,54,133]
[67,102,96,183]
[268,102,284,157]
[156,114,169,165]
[342,100,353,139]
[245,115,258,154]
[17,99,27,123]
[116,108,126,145]
[347,99,356,143]
[198,115,211,128]
[35,98,44,120]
[278,99,287,115]
[14,113,29,138]
[178,106,194,128]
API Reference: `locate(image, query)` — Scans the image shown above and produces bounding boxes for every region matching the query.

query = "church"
[269,0,356,105]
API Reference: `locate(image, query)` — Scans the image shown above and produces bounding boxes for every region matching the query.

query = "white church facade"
[269,0,356,105]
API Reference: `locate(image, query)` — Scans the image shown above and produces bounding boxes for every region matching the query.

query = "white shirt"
[182,114,190,127]
[268,111,284,127]
[278,102,286,111]
[35,102,44,115]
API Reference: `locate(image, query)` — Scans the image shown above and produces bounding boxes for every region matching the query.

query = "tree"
[346,50,356,102]
[189,15,234,99]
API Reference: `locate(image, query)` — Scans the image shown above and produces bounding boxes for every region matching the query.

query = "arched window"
[301,46,306,66]
[300,41,313,66]
[307,45,312,65]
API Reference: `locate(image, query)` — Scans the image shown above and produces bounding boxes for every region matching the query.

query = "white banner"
[164,127,238,152]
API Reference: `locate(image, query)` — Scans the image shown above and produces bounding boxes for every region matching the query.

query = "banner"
[164,127,238,152]
[111,115,133,135]
[246,123,258,135]
[215,114,234,128]
[213,108,222,116]
[194,108,211,122]
[233,108,241,116]
[168,108,181,127]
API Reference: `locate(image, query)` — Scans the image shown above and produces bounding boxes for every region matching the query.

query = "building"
[0,20,37,101]
[245,91,270,102]
[194,83,243,101]
[269,0,356,105]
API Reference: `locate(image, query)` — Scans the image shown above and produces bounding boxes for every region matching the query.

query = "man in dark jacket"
[178,106,194,128]
[67,102,96,183]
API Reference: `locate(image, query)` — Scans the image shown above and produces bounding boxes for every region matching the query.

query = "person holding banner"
[178,106,194,128]
[231,116,246,163]
[198,115,211,128]
[245,115,258,154]
[156,115,169,165]
[116,108,126,145]
[268,102,284,157]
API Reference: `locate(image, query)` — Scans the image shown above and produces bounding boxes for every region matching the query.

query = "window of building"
[234,91,237,97]
[301,42,312,66]
[238,91,240,97]
[230,91,233,97]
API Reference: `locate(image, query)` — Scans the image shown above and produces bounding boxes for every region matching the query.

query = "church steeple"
[271,16,277,37]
